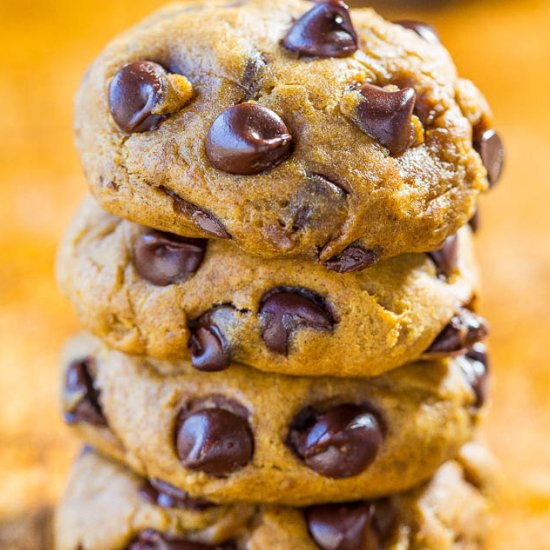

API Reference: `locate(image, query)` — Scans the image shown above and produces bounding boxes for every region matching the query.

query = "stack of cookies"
[55,1,504,548]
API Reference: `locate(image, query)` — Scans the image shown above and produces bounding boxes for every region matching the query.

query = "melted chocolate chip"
[426,308,489,356]
[133,230,207,286]
[206,103,293,175]
[109,62,168,133]
[307,173,349,197]
[139,479,214,511]
[269,173,348,247]
[283,0,358,58]
[288,404,383,478]
[306,502,380,550]
[175,408,253,476]
[240,52,268,100]
[393,20,441,44]
[64,358,107,427]
[189,310,232,372]
[461,342,490,407]
[159,186,230,239]
[474,129,505,187]
[427,234,458,279]
[352,83,416,156]
[324,244,381,273]
[259,287,334,355]
[127,530,230,550]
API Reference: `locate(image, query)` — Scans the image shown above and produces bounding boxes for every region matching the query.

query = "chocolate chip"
[351,84,416,156]
[239,52,268,100]
[474,129,505,187]
[64,358,107,427]
[468,209,480,233]
[133,230,207,286]
[206,103,293,175]
[175,408,254,476]
[159,186,230,239]
[259,287,334,355]
[426,308,488,356]
[189,311,232,372]
[109,62,167,133]
[306,502,380,550]
[283,1,358,58]
[127,530,230,550]
[139,479,214,511]
[269,173,348,247]
[393,20,440,44]
[461,342,490,407]
[324,244,381,273]
[288,404,383,478]
[427,234,458,279]
[307,173,349,197]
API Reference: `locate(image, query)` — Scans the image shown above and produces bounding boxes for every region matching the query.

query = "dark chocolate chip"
[159,186,230,239]
[271,173,348,244]
[324,244,381,273]
[292,204,314,232]
[109,61,168,133]
[393,20,441,44]
[306,502,380,550]
[307,173,349,197]
[139,479,214,511]
[189,314,232,372]
[288,404,383,478]
[468,209,480,233]
[127,529,230,550]
[133,230,207,286]
[353,84,416,156]
[175,408,253,476]
[259,287,334,355]
[283,0,358,58]
[426,308,489,356]
[64,358,107,427]
[461,342,490,407]
[474,129,505,188]
[206,103,293,175]
[427,234,458,279]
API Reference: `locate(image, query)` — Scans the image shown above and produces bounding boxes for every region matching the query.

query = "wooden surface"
[1,0,549,547]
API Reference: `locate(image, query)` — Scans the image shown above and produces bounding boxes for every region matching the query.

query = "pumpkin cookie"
[74,0,503,268]
[60,333,489,506]
[55,443,496,549]
[57,197,484,377]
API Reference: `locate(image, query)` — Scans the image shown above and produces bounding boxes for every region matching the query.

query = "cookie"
[55,443,495,550]
[61,333,489,506]
[74,0,503,268]
[56,197,483,377]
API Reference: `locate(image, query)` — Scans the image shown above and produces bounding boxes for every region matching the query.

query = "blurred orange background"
[1,0,549,548]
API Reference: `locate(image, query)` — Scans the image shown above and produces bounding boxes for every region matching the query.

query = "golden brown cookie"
[56,197,484,377]
[74,0,503,268]
[61,333,489,506]
[55,443,495,550]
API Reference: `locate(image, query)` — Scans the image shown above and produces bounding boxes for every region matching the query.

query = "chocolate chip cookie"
[74,0,503,269]
[61,333,489,506]
[57,197,484,377]
[55,443,496,550]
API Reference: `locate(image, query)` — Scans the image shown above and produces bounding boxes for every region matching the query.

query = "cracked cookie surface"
[57,197,480,377]
[61,333,488,506]
[55,444,496,550]
[74,0,498,268]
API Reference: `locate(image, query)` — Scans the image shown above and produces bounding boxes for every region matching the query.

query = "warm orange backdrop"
[1,0,549,547]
